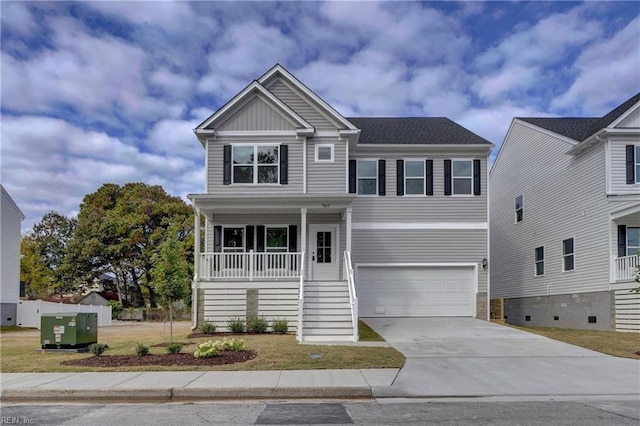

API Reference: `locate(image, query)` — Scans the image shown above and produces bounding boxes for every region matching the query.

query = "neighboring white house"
[188,64,493,341]
[490,93,640,332]
[1,185,25,326]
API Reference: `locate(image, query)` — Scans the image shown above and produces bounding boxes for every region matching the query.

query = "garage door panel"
[357,266,475,317]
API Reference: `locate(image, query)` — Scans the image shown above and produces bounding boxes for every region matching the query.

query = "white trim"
[515,194,523,223]
[213,130,299,137]
[356,158,379,196]
[345,144,349,194]
[231,144,280,185]
[308,223,340,280]
[222,225,246,252]
[315,144,335,163]
[561,237,576,273]
[609,100,640,128]
[451,158,474,195]
[302,136,307,194]
[534,245,545,277]
[403,158,426,196]
[204,140,209,193]
[352,222,488,230]
[515,119,579,145]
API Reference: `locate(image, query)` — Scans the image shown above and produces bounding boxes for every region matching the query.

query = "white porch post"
[301,207,307,266]
[346,207,352,253]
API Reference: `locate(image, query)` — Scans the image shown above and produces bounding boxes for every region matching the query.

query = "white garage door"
[357,266,475,317]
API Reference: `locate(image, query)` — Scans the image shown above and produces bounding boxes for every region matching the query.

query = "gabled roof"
[518,92,640,142]
[1,185,25,220]
[347,117,493,145]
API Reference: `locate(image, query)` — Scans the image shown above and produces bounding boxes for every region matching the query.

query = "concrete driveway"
[364,317,640,398]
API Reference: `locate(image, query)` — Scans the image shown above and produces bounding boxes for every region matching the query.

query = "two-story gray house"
[188,65,492,341]
[1,185,25,326]
[490,93,640,332]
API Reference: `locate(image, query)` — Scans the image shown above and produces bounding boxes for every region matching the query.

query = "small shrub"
[248,316,269,334]
[135,343,149,357]
[272,318,289,334]
[221,338,245,351]
[227,317,245,333]
[193,340,220,358]
[89,343,107,356]
[166,343,182,355]
[107,301,123,320]
[199,321,217,334]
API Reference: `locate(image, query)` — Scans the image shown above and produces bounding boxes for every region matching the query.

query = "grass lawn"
[509,325,640,360]
[0,321,404,373]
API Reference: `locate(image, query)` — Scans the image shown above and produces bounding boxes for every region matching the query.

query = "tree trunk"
[129,271,144,307]
[169,304,173,344]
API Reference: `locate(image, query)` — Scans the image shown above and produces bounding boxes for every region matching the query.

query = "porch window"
[628,227,640,256]
[222,227,244,252]
[232,145,279,184]
[534,246,544,276]
[515,195,523,223]
[357,160,377,195]
[266,227,288,252]
[562,238,574,271]
[405,160,425,195]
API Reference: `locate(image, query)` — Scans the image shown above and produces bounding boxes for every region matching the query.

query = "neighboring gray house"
[490,93,640,332]
[188,64,492,341]
[1,185,25,326]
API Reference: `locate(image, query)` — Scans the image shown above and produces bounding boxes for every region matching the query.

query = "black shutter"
[618,225,627,257]
[245,226,254,252]
[396,160,404,196]
[473,159,481,196]
[378,159,386,196]
[256,226,265,252]
[280,145,288,184]
[444,160,452,196]
[426,159,434,196]
[626,145,635,184]
[213,226,222,252]
[223,145,232,185]
[348,160,357,193]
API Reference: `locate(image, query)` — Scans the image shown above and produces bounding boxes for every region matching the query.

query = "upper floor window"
[357,160,378,195]
[625,145,640,184]
[232,145,279,184]
[628,227,640,256]
[444,159,481,196]
[562,238,575,272]
[315,144,334,163]
[405,160,425,195]
[534,246,544,276]
[515,195,523,223]
[636,146,640,183]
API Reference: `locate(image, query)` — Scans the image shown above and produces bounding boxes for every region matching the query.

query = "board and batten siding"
[490,121,612,300]
[264,78,339,130]
[306,136,347,193]
[1,188,22,304]
[350,151,488,222]
[608,138,640,195]
[207,135,303,194]
[351,228,488,294]
[216,96,296,132]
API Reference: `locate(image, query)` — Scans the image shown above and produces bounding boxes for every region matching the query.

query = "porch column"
[346,207,352,253]
[191,206,201,330]
[301,207,307,270]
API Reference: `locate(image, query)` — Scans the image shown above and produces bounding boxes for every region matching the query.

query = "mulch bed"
[60,351,257,367]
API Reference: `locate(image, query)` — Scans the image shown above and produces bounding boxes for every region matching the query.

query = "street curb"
[1,387,373,403]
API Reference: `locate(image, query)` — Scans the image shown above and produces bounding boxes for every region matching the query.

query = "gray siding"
[350,151,488,222]
[490,121,612,299]
[351,228,488,293]
[265,78,339,130]
[207,135,303,194]
[306,136,347,194]
[1,188,22,306]
[608,138,640,195]
[217,96,296,131]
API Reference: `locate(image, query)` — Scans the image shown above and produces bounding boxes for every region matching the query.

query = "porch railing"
[615,254,640,282]
[297,252,305,342]
[344,250,358,341]
[199,252,303,280]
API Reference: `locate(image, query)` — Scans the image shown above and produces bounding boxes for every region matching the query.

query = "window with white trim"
[315,144,334,163]
[515,195,523,223]
[357,160,377,195]
[452,160,472,194]
[562,238,574,272]
[232,145,279,184]
[534,246,544,276]
[405,160,425,195]
[266,226,288,253]
[628,227,640,256]
[223,227,244,252]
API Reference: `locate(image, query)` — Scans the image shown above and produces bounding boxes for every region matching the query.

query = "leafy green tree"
[20,235,51,298]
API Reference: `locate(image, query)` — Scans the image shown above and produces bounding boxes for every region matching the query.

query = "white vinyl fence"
[17,300,112,329]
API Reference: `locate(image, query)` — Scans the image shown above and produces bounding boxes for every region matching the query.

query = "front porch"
[612,205,640,283]
[614,254,639,282]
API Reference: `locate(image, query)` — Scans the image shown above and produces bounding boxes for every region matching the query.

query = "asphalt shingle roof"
[346,117,492,145]
[518,92,640,142]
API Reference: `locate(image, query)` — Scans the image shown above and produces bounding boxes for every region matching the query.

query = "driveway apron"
[363,317,640,398]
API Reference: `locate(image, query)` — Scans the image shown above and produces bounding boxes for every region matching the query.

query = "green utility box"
[41,313,98,349]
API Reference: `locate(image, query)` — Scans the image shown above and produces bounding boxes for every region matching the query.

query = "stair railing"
[343,250,358,341]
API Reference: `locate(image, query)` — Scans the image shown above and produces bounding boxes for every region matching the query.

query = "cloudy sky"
[1,1,638,231]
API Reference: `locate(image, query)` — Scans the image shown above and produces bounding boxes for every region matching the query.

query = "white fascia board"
[258,64,358,131]
[610,202,640,220]
[0,185,25,220]
[352,222,488,230]
[352,144,492,156]
[489,119,516,179]
[516,119,579,147]
[609,100,640,128]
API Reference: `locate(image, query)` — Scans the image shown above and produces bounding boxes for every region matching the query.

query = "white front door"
[309,224,339,280]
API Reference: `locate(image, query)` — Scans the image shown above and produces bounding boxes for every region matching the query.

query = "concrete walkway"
[2,319,639,403]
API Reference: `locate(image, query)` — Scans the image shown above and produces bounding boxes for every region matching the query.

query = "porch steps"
[301,281,355,342]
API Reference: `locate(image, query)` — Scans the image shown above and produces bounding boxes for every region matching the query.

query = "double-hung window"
[515,195,523,223]
[357,160,377,195]
[534,246,544,276]
[628,227,640,256]
[222,227,244,252]
[232,145,279,184]
[636,146,640,184]
[266,227,288,253]
[562,238,575,272]
[452,160,473,194]
[405,160,425,195]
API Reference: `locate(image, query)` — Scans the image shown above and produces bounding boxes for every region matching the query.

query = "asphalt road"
[1,399,638,425]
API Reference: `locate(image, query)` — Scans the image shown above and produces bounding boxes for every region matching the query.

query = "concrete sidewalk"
[0,369,399,403]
